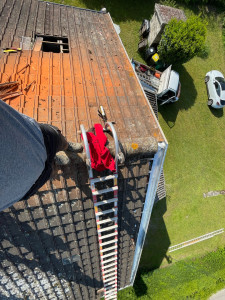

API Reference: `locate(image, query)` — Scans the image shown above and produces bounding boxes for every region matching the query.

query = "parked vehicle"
[205,70,225,109]
[132,59,181,105]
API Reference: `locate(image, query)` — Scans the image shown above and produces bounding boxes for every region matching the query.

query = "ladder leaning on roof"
[80,122,120,300]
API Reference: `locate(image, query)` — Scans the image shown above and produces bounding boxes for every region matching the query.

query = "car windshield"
[216,77,225,91]
[214,81,221,96]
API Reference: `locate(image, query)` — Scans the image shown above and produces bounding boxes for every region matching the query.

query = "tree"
[158,15,207,65]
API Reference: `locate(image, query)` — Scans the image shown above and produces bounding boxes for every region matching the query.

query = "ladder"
[80,122,120,300]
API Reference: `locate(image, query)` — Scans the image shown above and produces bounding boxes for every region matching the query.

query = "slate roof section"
[155,3,186,25]
[0,1,167,299]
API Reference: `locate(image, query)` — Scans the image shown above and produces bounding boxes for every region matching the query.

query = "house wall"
[148,12,165,47]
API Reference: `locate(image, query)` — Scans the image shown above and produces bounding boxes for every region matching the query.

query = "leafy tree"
[158,15,207,65]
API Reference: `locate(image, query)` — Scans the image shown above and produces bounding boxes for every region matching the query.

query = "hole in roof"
[35,35,69,53]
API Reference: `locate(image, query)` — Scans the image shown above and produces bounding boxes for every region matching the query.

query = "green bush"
[158,15,207,65]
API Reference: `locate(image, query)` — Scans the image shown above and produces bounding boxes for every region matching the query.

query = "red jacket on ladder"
[82,124,116,172]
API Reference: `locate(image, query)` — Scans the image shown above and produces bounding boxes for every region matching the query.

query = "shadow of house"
[139,198,170,271]
[159,65,198,128]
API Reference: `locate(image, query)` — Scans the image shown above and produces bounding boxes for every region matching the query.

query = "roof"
[0,1,167,299]
[155,3,186,25]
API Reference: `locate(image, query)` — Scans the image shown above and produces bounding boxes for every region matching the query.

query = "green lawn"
[147,8,225,267]
[118,247,225,300]
[48,0,225,297]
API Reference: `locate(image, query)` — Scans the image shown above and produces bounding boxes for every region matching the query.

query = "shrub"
[158,15,207,65]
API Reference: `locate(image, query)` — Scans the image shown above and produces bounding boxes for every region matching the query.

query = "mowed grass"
[155,12,225,266]
[118,247,225,300]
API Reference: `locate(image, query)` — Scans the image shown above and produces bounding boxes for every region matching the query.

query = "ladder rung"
[105,291,117,296]
[104,285,117,291]
[99,225,118,233]
[96,208,117,216]
[99,232,117,240]
[102,257,117,264]
[104,277,117,283]
[104,271,116,279]
[106,292,117,298]
[101,245,117,253]
[105,283,115,288]
[104,280,117,290]
[106,293,117,300]
[105,284,116,291]
[94,198,117,207]
[90,174,117,183]
[97,217,117,225]
[93,186,118,196]
[104,277,117,284]
[102,262,117,270]
[105,288,117,292]
[101,239,117,246]
[104,281,117,288]
[101,250,117,259]
[103,267,116,274]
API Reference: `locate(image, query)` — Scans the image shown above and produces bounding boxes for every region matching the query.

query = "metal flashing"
[130,141,168,284]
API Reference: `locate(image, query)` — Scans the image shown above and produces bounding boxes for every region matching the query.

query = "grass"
[155,8,225,267]
[47,0,225,297]
[118,247,225,299]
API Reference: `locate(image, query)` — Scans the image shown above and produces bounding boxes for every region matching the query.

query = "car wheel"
[205,76,210,83]
[208,99,213,106]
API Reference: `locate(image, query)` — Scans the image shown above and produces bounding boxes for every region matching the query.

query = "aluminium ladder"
[80,122,120,300]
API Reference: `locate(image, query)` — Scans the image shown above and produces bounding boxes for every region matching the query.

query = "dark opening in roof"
[35,35,69,53]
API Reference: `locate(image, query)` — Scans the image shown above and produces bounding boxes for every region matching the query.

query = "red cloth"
[82,124,116,172]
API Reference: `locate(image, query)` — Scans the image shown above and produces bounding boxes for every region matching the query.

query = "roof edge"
[106,12,168,145]
[130,141,168,284]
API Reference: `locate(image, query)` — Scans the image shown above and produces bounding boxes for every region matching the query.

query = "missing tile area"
[34,35,69,53]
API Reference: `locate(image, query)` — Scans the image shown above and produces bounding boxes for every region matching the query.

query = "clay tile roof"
[155,3,186,25]
[0,0,167,299]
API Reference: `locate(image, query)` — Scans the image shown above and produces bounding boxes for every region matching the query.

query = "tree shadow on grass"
[81,0,156,23]
[159,65,197,128]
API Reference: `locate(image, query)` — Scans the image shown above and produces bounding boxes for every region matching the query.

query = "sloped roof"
[0,1,166,299]
[155,3,186,25]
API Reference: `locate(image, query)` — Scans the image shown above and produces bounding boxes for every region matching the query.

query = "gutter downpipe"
[130,141,168,284]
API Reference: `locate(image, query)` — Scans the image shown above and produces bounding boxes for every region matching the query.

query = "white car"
[205,70,225,109]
